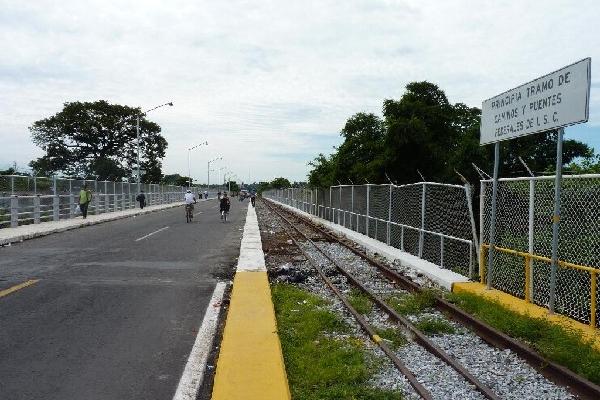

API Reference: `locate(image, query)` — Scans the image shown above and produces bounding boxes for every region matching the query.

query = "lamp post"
[207,156,222,191]
[218,166,226,191]
[136,102,173,194]
[188,141,208,187]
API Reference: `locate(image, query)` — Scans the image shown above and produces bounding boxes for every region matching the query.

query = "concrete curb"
[211,203,291,400]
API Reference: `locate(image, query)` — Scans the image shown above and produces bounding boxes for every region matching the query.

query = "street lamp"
[136,102,173,194]
[207,156,222,190]
[188,141,208,187]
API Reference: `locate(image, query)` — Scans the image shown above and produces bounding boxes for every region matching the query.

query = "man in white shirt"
[184,189,197,216]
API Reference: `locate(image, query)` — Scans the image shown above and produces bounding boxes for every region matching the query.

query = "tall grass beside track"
[272,284,404,400]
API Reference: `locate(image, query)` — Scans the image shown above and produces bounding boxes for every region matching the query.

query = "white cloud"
[1,0,600,179]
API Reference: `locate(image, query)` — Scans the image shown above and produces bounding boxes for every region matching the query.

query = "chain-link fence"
[0,174,211,229]
[480,174,600,328]
[264,183,479,278]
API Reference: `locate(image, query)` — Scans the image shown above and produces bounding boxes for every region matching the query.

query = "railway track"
[260,198,600,400]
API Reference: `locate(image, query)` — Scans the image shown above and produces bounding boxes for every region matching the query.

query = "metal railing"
[0,174,213,229]
[480,174,600,328]
[264,182,479,278]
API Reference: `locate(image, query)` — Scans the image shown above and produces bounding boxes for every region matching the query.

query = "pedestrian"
[250,192,256,208]
[204,190,208,199]
[78,184,92,218]
[136,190,146,209]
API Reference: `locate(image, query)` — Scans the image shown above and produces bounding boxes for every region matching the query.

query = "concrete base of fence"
[269,199,470,291]
[0,200,201,246]
[453,282,600,349]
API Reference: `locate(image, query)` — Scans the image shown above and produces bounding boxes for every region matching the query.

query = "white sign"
[480,58,591,145]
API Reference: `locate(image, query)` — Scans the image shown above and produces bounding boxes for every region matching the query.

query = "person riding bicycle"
[219,192,231,219]
[184,189,197,216]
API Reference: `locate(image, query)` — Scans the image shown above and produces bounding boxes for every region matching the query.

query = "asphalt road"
[0,198,247,400]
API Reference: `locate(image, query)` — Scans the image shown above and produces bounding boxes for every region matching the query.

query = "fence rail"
[263,182,478,278]
[0,174,211,229]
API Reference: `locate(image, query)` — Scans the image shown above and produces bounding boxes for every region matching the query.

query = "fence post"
[527,178,535,302]
[465,184,480,280]
[329,187,332,221]
[419,183,426,258]
[591,271,597,328]
[69,194,75,219]
[479,181,486,282]
[10,195,18,227]
[94,191,100,215]
[11,176,15,195]
[113,181,117,211]
[387,184,392,245]
[53,194,59,221]
[366,185,370,237]
[440,236,444,268]
[351,186,355,230]
[34,195,40,224]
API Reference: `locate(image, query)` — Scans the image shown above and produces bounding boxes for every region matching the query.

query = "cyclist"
[220,192,231,220]
[184,189,197,218]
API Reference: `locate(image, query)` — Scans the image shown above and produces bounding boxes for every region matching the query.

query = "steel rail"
[264,199,600,400]
[263,199,499,400]
[263,200,434,399]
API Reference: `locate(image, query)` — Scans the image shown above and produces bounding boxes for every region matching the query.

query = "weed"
[386,289,437,315]
[414,316,456,335]
[375,327,408,350]
[348,288,374,314]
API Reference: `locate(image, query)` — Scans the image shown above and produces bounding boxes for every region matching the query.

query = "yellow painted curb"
[212,271,290,400]
[452,282,600,350]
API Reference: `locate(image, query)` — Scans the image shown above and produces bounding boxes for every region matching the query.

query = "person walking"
[136,190,146,209]
[78,184,92,219]
[250,192,256,208]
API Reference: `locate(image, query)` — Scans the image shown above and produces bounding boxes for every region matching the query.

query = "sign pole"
[486,142,500,289]
[548,127,564,313]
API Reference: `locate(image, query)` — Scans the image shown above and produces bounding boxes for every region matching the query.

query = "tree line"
[308,81,597,187]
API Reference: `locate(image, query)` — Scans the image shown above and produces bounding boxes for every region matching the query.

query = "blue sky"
[1,1,600,182]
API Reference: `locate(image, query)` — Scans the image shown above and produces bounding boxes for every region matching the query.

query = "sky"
[1,0,600,183]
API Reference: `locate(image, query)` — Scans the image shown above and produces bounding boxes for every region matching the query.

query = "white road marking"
[194,211,203,216]
[134,226,169,242]
[172,282,226,400]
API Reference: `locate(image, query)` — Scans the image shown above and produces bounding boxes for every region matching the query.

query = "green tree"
[308,153,337,187]
[29,100,168,181]
[270,177,291,189]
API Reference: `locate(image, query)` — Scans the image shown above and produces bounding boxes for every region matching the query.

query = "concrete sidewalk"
[0,198,214,246]
[211,203,290,400]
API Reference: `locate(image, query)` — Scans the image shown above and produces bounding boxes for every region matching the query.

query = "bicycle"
[185,204,194,223]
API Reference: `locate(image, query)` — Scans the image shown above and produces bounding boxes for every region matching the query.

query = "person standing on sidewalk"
[78,184,92,219]
[136,190,146,209]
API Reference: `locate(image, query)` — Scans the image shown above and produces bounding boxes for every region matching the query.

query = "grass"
[414,317,456,335]
[385,289,437,315]
[347,289,374,315]
[445,290,600,385]
[272,284,404,400]
[375,327,408,350]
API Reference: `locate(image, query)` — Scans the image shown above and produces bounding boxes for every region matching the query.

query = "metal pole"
[188,149,191,187]
[464,184,480,279]
[419,183,426,258]
[207,161,210,190]
[549,128,564,313]
[136,114,141,195]
[366,185,370,236]
[487,142,500,290]
[387,184,392,245]
[527,178,535,302]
